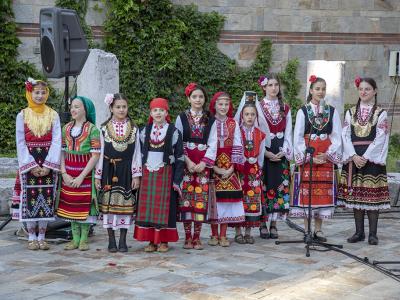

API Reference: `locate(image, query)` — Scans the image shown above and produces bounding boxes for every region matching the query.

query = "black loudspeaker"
[40,7,89,78]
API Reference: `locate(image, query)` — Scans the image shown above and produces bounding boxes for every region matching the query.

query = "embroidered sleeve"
[202,121,217,167]
[363,111,389,165]
[326,108,343,164]
[281,108,293,161]
[131,128,142,177]
[90,126,101,153]
[293,109,308,165]
[341,110,356,163]
[94,133,104,179]
[43,113,61,171]
[232,120,245,165]
[16,112,38,174]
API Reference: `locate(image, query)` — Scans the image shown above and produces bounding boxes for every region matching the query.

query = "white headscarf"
[234,91,271,148]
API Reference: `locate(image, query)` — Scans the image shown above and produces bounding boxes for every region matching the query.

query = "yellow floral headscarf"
[25,77,50,114]
[23,78,56,137]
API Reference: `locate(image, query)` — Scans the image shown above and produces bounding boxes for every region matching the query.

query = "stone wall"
[12,0,400,132]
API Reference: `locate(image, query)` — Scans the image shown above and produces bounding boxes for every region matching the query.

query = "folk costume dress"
[175,110,217,223]
[12,79,61,248]
[57,96,100,250]
[95,118,142,230]
[291,102,342,219]
[260,98,293,221]
[337,104,390,210]
[240,125,266,227]
[134,122,184,244]
[212,116,245,224]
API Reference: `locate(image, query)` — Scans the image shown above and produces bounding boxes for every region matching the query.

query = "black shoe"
[347,232,365,243]
[313,231,327,242]
[118,229,128,252]
[269,226,279,239]
[259,226,269,239]
[107,228,118,253]
[368,234,379,245]
[108,242,118,253]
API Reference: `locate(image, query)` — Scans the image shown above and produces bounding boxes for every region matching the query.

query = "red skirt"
[57,153,94,221]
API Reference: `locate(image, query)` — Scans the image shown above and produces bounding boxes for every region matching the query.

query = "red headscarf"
[148,97,171,123]
[209,91,233,118]
[185,82,198,97]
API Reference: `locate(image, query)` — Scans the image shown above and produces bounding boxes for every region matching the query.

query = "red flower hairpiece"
[309,75,317,83]
[354,76,362,88]
[185,82,197,97]
[258,76,268,86]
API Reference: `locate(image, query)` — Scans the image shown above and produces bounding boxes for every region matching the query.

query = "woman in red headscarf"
[208,91,245,247]
[175,83,218,250]
[134,98,184,252]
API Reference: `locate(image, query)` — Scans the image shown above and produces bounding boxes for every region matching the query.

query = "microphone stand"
[275,109,343,257]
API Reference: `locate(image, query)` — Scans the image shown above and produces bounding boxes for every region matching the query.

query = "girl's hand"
[315,152,327,164]
[95,179,101,191]
[40,167,50,177]
[62,173,73,186]
[276,152,285,159]
[353,155,367,169]
[132,177,140,190]
[70,174,85,188]
[31,166,41,177]
[186,159,196,173]
[194,161,206,173]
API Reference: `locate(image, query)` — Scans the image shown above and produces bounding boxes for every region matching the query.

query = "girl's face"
[358,81,376,104]
[31,86,47,105]
[111,99,128,121]
[242,106,257,127]
[264,79,280,99]
[150,107,168,124]
[309,81,326,103]
[215,98,230,118]
[70,99,86,121]
[188,89,205,111]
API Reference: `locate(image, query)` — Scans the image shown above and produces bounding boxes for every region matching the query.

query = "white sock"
[38,221,48,241]
[26,221,37,241]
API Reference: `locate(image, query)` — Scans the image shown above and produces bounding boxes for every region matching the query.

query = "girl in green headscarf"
[57,96,101,251]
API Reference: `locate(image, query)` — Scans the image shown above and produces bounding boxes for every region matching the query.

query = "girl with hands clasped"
[95,93,142,253]
[12,78,61,250]
[175,83,218,250]
[258,73,293,240]
[338,77,391,245]
[57,96,101,251]
[208,92,245,247]
[291,75,342,242]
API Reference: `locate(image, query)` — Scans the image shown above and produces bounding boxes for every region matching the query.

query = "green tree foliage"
[0,0,52,155]
[102,0,302,126]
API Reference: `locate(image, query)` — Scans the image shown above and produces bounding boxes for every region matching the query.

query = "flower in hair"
[185,82,197,97]
[258,76,269,86]
[104,93,114,106]
[354,76,361,88]
[309,75,317,83]
[25,77,37,92]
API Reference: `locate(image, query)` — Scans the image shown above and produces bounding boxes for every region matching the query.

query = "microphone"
[318,98,325,117]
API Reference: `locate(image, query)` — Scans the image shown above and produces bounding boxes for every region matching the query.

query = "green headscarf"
[74,96,96,124]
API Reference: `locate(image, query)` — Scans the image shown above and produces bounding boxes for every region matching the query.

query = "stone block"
[86,0,107,26]
[272,44,290,61]
[339,0,374,10]
[217,43,240,61]
[239,44,258,60]
[0,158,18,177]
[288,45,317,61]
[0,179,15,215]
[320,0,339,9]
[77,49,119,128]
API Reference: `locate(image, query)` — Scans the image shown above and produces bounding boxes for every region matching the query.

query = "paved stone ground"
[0,213,399,300]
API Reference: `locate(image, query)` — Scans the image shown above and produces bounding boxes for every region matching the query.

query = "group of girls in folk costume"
[95,93,142,253]
[291,75,343,242]
[338,77,391,245]
[57,96,101,251]
[134,98,184,253]
[12,78,61,250]
[13,74,391,252]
